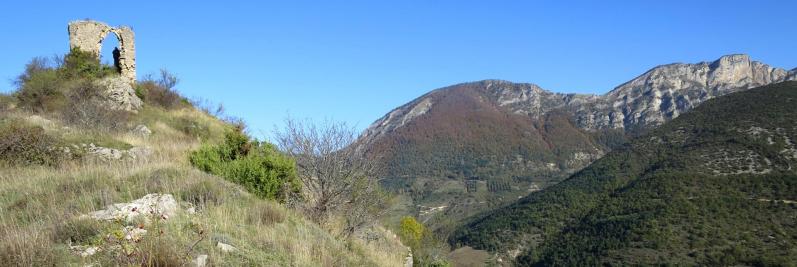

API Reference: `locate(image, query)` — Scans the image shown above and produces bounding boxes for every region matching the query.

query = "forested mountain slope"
[450,81,797,266]
[359,55,796,231]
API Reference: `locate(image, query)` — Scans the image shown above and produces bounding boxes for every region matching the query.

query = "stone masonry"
[68,20,136,84]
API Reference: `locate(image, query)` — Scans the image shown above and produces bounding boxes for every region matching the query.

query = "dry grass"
[0,106,407,266]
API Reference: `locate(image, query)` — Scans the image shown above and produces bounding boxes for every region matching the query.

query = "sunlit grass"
[0,106,407,266]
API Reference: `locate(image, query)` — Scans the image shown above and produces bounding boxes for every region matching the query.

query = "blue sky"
[1,0,795,139]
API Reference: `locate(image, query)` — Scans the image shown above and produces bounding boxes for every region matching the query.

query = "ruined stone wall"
[68,20,136,84]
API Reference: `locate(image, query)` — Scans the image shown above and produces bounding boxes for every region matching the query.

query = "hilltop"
[0,48,408,266]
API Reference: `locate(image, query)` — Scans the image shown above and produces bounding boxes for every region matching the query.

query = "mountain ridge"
[360,55,795,230]
[363,54,796,144]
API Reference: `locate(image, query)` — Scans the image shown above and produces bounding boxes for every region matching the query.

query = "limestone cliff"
[363,54,795,145]
[577,54,795,130]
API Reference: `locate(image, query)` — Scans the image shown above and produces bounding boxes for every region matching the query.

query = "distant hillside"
[359,55,796,230]
[360,80,614,228]
[450,81,797,266]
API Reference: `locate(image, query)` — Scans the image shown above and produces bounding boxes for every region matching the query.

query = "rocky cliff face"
[577,54,794,130]
[364,54,795,146]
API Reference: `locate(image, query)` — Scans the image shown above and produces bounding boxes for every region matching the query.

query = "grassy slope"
[450,81,797,266]
[0,104,406,266]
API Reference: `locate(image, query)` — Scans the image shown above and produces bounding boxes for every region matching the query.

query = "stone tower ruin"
[68,20,136,84]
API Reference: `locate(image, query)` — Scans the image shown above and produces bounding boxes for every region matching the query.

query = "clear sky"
[1,0,795,139]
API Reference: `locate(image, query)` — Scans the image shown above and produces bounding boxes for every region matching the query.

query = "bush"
[247,201,286,226]
[0,119,64,166]
[172,117,211,140]
[398,216,452,266]
[60,81,130,132]
[13,51,131,132]
[15,60,65,112]
[179,179,228,208]
[189,126,300,202]
[399,216,425,250]
[0,93,17,111]
[136,69,185,109]
[58,48,117,80]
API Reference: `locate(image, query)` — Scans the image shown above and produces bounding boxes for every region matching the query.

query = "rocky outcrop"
[95,76,143,112]
[577,54,795,130]
[79,143,152,161]
[85,193,178,223]
[363,54,795,142]
[68,20,136,84]
[73,194,193,259]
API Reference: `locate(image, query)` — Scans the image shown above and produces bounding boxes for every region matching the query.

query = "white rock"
[95,76,142,112]
[84,144,152,161]
[216,242,237,253]
[127,146,153,160]
[70,245,100,257]
[86,194,178,223]
[87,146,124,161]
[132,124,152,137]
[193,254,208,267]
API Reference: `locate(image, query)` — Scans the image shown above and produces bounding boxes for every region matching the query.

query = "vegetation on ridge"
[450,81,797,266]
[189,125,300,202]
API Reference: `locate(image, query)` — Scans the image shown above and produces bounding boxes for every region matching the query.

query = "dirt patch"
[449,246,492,267]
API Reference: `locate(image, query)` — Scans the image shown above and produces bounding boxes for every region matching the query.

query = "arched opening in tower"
[100,32,122,74]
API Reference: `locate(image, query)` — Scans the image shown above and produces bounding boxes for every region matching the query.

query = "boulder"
[193,254,209,267]
[127,146,153,160]
[86,143,124,161]
[83,143,152,161]
[216,242,238,253]
[131,124,152,137]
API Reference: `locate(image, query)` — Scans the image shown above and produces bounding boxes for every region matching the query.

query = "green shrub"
[0,93,17,111]
[189,126,300,202]
[13,51,131,132]
[173,117,211,140]
[15,65,65,112]
[0,119,65,166]
[58,48,117,80]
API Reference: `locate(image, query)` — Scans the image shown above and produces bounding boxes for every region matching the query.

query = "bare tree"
[274,117,388,237]
[157,68,179,90]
